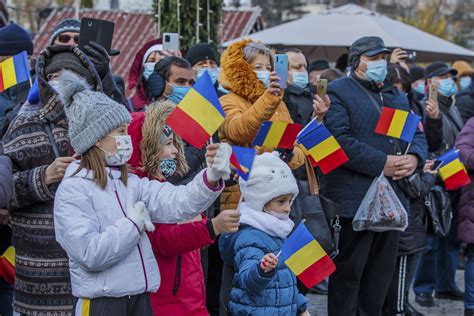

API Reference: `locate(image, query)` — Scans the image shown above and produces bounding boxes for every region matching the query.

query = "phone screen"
[274,54,288,89]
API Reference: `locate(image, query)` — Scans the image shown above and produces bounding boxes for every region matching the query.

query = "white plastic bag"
[352,172,408,232]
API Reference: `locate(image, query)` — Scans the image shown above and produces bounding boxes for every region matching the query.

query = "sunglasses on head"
[57,34,79,44]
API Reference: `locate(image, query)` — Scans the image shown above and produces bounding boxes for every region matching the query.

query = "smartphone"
[317,79,328,99]
[405,50,417,63]
[274,54,288,89]
[78,18,115,54]
[163,33,180,52]
[431,160,443,170]
[429,83,438,103]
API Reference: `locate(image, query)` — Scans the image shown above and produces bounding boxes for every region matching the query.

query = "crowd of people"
[0,7,473,316]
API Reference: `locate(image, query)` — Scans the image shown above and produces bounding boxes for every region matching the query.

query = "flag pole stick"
[404,143,411,156]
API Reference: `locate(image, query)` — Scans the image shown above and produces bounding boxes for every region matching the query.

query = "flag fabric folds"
[375,107,421,143]
[166,70,226,148]
[437,149,471,190]
[282,223,335,288]
[251,121,302,149]
[0,51,30,93]
[297,124,348,174]
[0,246,15,286]
[230,146,257,181]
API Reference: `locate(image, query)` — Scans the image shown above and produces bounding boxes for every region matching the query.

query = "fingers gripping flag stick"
[166,70,226,148]
[282,223,335,288]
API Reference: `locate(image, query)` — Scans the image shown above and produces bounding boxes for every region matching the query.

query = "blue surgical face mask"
[197,68,219,85]
[255,70,271,88]
[460,76,472,90]
[291,71,309,89]
[412,81,425,96]
[363,59,388,84]
[438,78,458,97]
[167,85,191,104]
[143,62,156,80]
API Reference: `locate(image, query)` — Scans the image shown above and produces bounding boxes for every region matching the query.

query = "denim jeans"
[465,244,474,310]
[413,231,460,294]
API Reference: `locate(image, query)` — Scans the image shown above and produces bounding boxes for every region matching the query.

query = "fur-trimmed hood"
[128,100,188,180]
[219,38,267,104]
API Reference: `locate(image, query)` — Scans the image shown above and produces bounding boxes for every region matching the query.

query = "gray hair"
[243,42,274,67]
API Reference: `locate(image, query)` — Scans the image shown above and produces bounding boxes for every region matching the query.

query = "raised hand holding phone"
[274,54,289,89]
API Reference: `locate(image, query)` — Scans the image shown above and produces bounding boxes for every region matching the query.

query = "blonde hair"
[73,146,128,189]
[140,100,189,180]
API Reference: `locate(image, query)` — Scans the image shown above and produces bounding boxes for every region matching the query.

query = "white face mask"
[100,135,133,166]
[49,80,60,92]
[264,208,290,221]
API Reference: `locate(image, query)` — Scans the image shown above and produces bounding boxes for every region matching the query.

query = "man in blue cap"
[320,36,427,315]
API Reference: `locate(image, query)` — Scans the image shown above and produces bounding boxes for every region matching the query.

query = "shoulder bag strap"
[305,156,319,195]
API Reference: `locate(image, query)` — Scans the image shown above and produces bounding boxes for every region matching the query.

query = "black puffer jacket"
[284,84,314,126]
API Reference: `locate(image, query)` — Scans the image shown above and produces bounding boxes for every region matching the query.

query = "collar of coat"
[219,38,268,104]
[65,160,123,181]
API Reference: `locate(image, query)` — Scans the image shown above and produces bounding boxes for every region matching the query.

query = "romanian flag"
[282,223,335,288]
[230,146,257,181]
[0,51,30,93]
[166,70,226,148]
[375,107,421,143]
[297,117,319,141]
[251,121,302,149]
[0,246,15,286]
[437,149,471,191]
[297,124,348,174]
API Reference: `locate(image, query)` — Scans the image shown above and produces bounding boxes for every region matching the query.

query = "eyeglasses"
[57,34,79,45]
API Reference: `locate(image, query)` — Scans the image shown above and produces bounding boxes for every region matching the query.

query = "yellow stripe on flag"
[2,57,17,90]
[178,89,225,135]
[307,136,340,161]
[284,240,326,275]
[439,159,466,180]
[82,298,90,316]
[3,246,15,267]
[387,110,408,139]
[262,122,287,147]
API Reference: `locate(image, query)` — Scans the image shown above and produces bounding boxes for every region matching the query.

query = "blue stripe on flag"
[298,124,332,149]
[193,70,225,117]
[12,51,30,84]
[281,223,314,261]
[437,149,459,166]
[251,122,272,147]
[399,112,421,143]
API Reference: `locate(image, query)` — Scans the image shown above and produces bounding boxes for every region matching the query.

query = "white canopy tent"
[224,4,474,63]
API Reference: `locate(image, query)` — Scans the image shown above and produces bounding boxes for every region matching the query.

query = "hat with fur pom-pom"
[57,70,131,154]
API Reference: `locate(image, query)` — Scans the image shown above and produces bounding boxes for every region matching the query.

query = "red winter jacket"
[148,216,215,316]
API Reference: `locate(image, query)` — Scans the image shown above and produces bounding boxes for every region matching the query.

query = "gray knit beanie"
[57,70,131,154]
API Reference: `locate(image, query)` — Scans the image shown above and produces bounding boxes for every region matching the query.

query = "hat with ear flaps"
[57,70,130,154]
[239,152,299,212]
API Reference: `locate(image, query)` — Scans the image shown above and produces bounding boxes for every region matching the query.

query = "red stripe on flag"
[375,107,396,135]
[444,170,471,191]
[308,155,318,167]
[317,147,348,174]
[230,153,243,173]
[166,107,211,148]
[0,65,4,92]
[278,123,302,149]
[297,255,336,289]
[0,257,15,286]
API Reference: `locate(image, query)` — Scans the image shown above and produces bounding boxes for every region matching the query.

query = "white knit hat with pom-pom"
[239,152,299,212]
[57,70,131,154]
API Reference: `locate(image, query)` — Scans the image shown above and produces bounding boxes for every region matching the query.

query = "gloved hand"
[127,201,155,233]
[83,41,110,79]
[206,143,232,182]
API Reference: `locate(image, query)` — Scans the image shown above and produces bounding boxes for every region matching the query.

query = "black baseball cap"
[424,61,457,79]
[349,36,391,67]
[308,59,330,73]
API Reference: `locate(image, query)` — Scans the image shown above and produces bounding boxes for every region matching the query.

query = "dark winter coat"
[0,147,13,209]
[455,117,474,243]
[1,45,102,315]
[320,73,428,218]
[409,95,443,153]
[284,84,314,126]
[456,82,474,124]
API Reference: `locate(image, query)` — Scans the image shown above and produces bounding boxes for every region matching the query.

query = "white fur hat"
[239,152,299,212]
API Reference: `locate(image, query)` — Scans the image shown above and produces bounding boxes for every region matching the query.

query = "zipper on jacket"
[113,182,149,292]
[173,255,182,295]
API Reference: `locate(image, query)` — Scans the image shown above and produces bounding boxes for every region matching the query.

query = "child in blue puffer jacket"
[219,152,310,316]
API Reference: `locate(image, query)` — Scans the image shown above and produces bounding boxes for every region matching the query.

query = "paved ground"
[307,270,465,315]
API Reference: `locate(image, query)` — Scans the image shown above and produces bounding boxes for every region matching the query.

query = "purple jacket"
[455,117,474,243]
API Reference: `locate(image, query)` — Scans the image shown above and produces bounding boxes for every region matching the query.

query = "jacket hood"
[128,101,188,180]
[219,38,267,104]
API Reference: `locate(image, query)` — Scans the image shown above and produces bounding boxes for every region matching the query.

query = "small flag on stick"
[0,51,30,93]
[436,149,471,191]
[230,146,257,181]
[0,246,15,286]
[167,70,226,148]
[375,107,421,143]
[282,223,335,288]
[251,121,302,149]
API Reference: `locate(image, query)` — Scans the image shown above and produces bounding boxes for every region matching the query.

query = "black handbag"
[290,157,341,258]
[398,172,422,199]
[422,184,453,237]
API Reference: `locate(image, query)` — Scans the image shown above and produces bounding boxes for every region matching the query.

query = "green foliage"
[151,0,222,53]
[399,0,448,39]
[81,0,94,8]
[251,0,309,27]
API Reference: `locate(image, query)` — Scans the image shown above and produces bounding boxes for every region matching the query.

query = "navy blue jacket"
[456,82,474,124]
[219,225,307,315]
[320,74,427,218]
